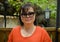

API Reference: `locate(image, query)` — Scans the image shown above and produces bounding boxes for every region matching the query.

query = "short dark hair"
[18,2,43,26]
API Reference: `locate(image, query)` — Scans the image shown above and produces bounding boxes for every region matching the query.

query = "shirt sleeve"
[42,28,52,42]
[8,29,13,42]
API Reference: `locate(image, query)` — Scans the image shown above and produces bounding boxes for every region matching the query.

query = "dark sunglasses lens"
[28,12,35,15]
[21,12,35,15]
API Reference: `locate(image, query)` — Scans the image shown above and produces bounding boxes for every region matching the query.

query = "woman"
[8,3,52,42]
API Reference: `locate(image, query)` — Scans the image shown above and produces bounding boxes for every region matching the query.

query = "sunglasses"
[21,12,35,18]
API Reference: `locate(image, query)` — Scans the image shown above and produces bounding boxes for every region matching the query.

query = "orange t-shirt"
[8,26,52,42]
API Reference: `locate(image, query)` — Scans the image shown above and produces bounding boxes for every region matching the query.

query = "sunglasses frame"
[21,12,35,18]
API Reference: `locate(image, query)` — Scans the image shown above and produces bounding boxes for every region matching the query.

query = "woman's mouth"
[25,18,32,21]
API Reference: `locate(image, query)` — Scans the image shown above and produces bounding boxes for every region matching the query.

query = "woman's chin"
[25,22,31,24]
[25,22,32,24]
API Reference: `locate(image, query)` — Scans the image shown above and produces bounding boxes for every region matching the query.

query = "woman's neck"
[23,23,35,32]
[21,24,36,37]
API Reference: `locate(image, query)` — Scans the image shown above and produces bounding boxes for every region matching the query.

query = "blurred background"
[0,0,57,28]
[1,0,60,42]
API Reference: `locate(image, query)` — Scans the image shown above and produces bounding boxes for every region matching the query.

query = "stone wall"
[0,17,4,28]
[0,16,20,28]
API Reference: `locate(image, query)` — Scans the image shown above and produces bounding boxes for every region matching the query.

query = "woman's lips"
[25,18,32,21]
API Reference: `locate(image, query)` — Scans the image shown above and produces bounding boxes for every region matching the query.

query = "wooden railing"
[44,27,60,42]
[0,27,60,42]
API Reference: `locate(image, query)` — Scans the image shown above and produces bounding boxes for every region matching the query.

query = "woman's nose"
[26,15,30,17]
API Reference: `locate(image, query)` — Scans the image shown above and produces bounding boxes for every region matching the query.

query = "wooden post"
[55,0,60,42]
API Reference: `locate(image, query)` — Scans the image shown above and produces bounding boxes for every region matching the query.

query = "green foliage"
[8,0,23,11]
[8,0,57,19]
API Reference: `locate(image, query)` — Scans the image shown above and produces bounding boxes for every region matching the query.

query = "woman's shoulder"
[36,26,49,36]
[36,26,44,30]
[11,25,21,31]
[36,26,47,32]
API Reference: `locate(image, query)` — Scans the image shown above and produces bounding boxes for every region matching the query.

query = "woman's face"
[21,7,36,25]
